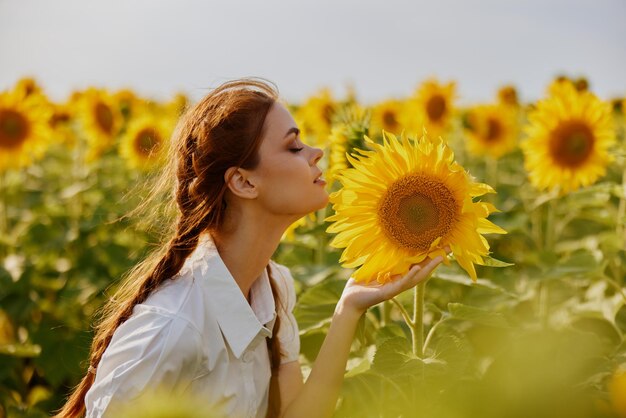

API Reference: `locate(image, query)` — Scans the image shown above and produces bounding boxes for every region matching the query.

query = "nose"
[310,146,323,165]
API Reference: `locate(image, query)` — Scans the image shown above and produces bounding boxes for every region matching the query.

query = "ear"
[224,166,259,200]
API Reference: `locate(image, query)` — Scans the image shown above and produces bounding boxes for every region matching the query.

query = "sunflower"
[78,88,123,161]
[294,88,336,147]
[327,125,349,185]
[14,77,45,100]
[114,89,147,120]
[164,92,189,118]
[326,131,506,283]
[522,82,615,194]
[497,85,519,107]
[464,104,518,158]
[370,99,404,137]
[0,90,52,171]
[49,102,78,148]
[119,115,173,171]
[403,79,456,139]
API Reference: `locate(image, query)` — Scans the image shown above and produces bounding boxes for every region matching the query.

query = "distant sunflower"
[370,99,404,136]
[522,82,615,194]
[497,85,519,107]
[49,102,77,148]
[164,92,189,118]
[464,105,518,158]
[14,77,45,100]
[114,89,146,120]
[78,88,122,161]
[326,131,506,283]
[0,90,51,171]
[119,115,172,171]
[295,89,336,147]
[327,125,349,185]
[403,79,456,139]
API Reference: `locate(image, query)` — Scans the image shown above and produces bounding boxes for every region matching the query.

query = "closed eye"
[289,147,304,153]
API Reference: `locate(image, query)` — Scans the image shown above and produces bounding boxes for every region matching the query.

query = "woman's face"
[251,101,328,218]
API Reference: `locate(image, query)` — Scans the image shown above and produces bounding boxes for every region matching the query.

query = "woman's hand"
[337,256,445,316]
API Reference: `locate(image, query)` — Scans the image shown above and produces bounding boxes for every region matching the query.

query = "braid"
[265,264,283,418]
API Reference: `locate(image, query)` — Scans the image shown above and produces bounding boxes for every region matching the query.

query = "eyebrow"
[283,127,300,140]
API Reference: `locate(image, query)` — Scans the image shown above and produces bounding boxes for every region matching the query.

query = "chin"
[313,193,330,211]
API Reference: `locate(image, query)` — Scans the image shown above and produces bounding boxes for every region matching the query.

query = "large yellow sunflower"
[464,104,518,158]
[522,82,615,194]
[370,99,404,137]
[119,115,173,171]
[403,79,456,139]
[326,131,506,284]
[78,88,123,161]
[0,90,52,171]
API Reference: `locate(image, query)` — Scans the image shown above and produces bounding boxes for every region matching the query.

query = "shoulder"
[99,309,203,378]
[139,273,206,332]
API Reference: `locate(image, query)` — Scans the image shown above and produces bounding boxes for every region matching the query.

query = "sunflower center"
[426,95,447,122]
[484,117,503,142]
[382,110,399,131]
[94,102,114,134]
[549,120,595,167]
[378,174,458,251]
[0,109,30,150]
[50,111,71,127]
[134,128,161,156]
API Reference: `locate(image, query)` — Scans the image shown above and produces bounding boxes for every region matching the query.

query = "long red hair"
[54,78,285,418]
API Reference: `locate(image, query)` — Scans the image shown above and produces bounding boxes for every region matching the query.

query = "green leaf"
[481,256,515,268]
[545,250,604,279]
[434,273,516,297]
[371,336,411,374]
[447,303,509,328]
[570,314,623,348]
[294,279,345,330]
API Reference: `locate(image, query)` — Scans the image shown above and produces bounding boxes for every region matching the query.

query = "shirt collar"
[188,233,277,359]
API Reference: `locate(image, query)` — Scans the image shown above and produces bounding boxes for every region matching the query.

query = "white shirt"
[85,233,300,418]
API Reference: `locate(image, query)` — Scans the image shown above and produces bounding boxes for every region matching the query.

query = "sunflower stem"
[380,300,391,327]
[486,157,498,196]
[538,280,550,328]
[411,281,426,358]
[617,165,626,249]
[315,206,327,265]
[390,297,413,327]
[545,199,557,251]
[423,316,448,353]
[531,205,543,252]
[0,171,7,257]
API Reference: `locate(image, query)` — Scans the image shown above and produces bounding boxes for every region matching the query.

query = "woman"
[55,79,444,418]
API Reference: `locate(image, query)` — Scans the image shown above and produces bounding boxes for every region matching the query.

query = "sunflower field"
[1,76,626,418]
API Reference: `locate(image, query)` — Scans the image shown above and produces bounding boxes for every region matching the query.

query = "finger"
[406,256,443,287]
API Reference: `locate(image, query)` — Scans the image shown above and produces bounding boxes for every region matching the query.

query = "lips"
[313,171,324,183]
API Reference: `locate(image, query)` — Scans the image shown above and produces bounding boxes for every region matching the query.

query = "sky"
[0,0,624,105]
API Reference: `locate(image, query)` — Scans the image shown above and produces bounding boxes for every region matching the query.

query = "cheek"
[258,159,320,210]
